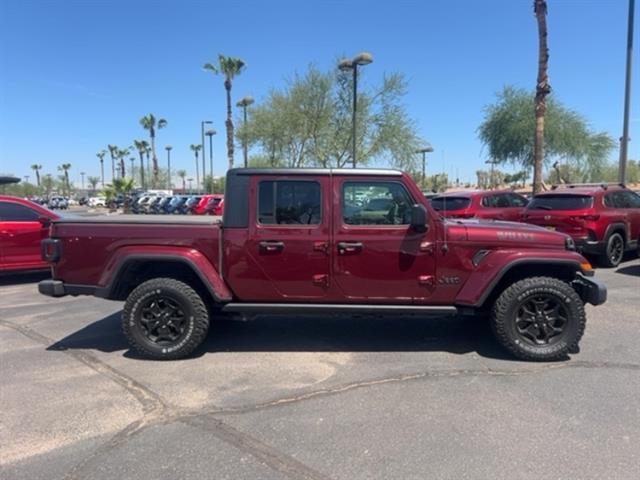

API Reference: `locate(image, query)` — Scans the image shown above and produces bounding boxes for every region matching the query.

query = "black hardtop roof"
[228,168,403,177]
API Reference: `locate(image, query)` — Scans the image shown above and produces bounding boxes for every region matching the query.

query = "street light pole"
[80,172,85,191]
[236,97,254,168]
[206,129,216,193]
[416,145,434,189]
[338,52,373,168]
[201,121,212,189]
[165,145,172,190]
[619,0,635,183]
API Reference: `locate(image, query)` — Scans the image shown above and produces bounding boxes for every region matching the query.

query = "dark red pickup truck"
[39,169,606,361]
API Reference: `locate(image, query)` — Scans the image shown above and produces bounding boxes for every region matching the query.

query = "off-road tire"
[123,278,210,360]
[491,276,586,361]
[599,232,624,268]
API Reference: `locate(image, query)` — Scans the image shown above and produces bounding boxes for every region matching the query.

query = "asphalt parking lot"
[1,258,639,480]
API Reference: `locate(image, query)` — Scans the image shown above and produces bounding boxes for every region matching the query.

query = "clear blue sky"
[0,0,637,186]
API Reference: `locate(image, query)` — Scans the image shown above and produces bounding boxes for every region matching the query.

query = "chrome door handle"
[259,241,285,252]
[337,241,363,254]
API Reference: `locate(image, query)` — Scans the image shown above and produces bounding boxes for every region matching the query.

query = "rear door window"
[508,194,528,207]
[258,180,321,225]
[528,195,593,210]
[430,197,471,211]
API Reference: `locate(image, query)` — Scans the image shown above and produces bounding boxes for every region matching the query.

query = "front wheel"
[491,276,586,361]
[123,278,210,360]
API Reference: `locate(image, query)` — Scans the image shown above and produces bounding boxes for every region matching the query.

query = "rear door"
[0,201,48,270]
[332,177,437,302]
[242,175,331,300]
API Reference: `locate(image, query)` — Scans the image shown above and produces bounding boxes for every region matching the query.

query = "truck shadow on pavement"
[0,271,49,286]
[47,311,515,361]
[615,264,640,277]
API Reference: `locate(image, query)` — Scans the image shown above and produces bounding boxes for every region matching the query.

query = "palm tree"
[145,145,152,185]
[88,176,100,191]
[190,144,202,190]
[105,177,135,213]
[58,163,71,196]
[96,150,107,186]
[533,0,551,194]
[176,169,187,193]
[140,114,167,186]
[30,164,42,187]
[204,55,246,170]
[107,145,118,182]
[133,140,149,189]
[117,148,130,178]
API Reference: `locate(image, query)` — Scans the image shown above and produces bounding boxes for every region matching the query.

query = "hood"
[445,218,570,250]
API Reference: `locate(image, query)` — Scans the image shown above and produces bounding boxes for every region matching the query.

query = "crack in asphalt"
[3,317,640,480]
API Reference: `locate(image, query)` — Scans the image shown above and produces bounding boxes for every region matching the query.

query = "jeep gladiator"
[38,168,607,360]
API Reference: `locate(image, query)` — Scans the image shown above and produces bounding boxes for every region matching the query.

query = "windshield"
[528,195,593,210]
[430,197,471,211]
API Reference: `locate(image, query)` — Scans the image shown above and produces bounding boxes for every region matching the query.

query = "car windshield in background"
[430,197,471,211]
[528,195,593,210]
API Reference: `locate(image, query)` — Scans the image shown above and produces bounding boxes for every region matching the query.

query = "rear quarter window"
[430,197,471,211]
[528,195,593,210]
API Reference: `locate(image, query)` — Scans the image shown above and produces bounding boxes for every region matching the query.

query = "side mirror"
[38,216,51,228]
[410,204,428,233]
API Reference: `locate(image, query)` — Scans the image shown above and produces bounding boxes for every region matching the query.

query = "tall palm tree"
[190,144,202,190]
[140,114,167,186]
[30,164,42,187]
[204,55,246,171]
[176,169,187,193]
[133,140,149,189]
[58,163,71,196]
[107,145,118,182]
[117,148,130,178]
[533,0,551,194]
[88,176,100,191]
[96,150,107,186]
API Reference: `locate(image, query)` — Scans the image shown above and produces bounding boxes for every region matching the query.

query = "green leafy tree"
[204,55,246,170]
[242,65,420,169]
[140,114,167,185]
[478,86,615,185]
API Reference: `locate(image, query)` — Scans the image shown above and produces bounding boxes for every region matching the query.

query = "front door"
[0,201,48,270]
[238,175,331,300]
[332,177,437,302]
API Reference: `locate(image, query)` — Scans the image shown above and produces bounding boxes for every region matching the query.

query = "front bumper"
[38,279,66,297]
[572,273,607,306]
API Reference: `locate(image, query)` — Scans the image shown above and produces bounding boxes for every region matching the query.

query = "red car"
[39,168,606,362]
[522,184,640,267]
[193,194,224,216]
[0,195,59,272]
[430,190,528,221]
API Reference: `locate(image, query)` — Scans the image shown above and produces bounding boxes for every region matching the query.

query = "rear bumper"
[574,238,604,256]
[572,273,607,306]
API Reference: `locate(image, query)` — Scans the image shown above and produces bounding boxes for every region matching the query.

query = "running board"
[221,303,458,316]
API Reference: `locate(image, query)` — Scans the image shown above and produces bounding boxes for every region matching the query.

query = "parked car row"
[130,194,224,216]
[429,184,640,267]
[30,195,71,210]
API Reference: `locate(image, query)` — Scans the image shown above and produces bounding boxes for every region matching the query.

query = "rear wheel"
[491,276,586,361]
[600,232,624,268]
[123,278,210,360]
